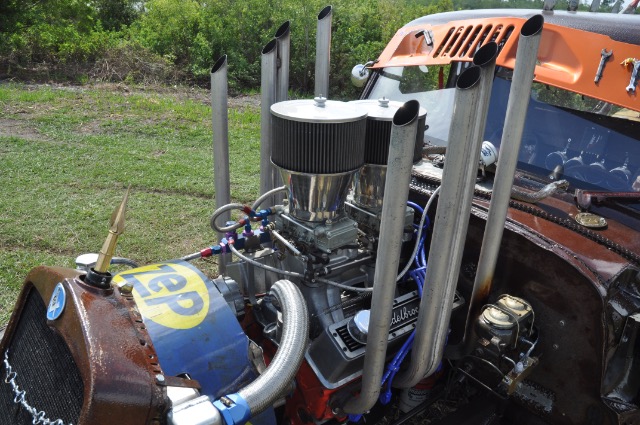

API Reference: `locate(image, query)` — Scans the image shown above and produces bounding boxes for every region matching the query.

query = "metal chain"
[3,350,72,425]
[410,174,640,267]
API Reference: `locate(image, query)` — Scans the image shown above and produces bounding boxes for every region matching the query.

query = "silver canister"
[271,97,367,221]
[349,98,427,210]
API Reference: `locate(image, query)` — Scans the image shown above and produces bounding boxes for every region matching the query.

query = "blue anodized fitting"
[213,393,251,425]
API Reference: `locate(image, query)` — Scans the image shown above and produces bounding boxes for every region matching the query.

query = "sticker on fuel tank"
[114,262,210,329]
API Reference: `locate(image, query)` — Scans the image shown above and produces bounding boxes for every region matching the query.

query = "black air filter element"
[271,98,367,174]
[350,99,427,165]
[0,289,83,425]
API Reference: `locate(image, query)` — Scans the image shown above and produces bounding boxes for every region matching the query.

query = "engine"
[203,97,432,423]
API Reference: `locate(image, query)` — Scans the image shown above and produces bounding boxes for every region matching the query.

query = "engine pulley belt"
[410,174,640,267]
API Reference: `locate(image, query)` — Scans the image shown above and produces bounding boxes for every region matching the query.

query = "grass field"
[0,83,262,325]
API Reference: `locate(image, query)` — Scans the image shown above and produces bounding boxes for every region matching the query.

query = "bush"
[89,40,181,84]
[0,0,457,92]
[0,0,116,80]
[194,0,455,97]
[130,0,202,67]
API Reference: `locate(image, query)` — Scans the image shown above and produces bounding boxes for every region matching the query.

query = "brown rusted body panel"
[0,266,169,424]
[411,169,640,424]
[471,217,612,424]
[475,194,636,281]
[457,192,637,424]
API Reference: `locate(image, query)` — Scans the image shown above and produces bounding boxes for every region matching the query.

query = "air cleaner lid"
[271,97,367,123]
[350,98,426,121]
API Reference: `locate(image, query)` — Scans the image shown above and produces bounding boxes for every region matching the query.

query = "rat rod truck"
[1,7,640,425]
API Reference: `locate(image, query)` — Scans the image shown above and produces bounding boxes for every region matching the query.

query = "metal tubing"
[261,39,278,199]
[273,21,290,194]
[269,229,302,257]
[611,0,623,13]
[450,42,499,352]
[275,21,291,102]
[315,5,332,98]
[341,100,421,414]
[470,42,498,162]
[464,15,544,353]
[455,42,498,253]
[211,55,232,253]
[392,66,484,389]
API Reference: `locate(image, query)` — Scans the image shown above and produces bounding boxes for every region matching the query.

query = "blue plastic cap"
[379,389,392,405]
[213,393,251,425]
[348,414,363,423]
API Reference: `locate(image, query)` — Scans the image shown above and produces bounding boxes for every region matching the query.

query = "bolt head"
[155,374,165,383]
[117,280,134,294]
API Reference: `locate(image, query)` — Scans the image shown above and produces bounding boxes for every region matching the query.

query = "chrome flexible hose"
[210,203,246,233]
[237,279,309,415]
[252,185,288,210]
[510,180,569,203]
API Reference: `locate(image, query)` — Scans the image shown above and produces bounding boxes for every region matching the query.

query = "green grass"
[0,83,261,325]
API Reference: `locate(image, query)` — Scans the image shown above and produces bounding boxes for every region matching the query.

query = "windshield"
[367,65,640,197]
[369,66,456,146]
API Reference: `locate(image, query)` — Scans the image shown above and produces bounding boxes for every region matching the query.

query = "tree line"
[2,0,619,96]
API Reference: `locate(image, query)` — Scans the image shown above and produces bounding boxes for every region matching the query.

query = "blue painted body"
[115,261,275,425]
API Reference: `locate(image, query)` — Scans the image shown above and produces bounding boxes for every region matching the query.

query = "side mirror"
[351,61,374,87]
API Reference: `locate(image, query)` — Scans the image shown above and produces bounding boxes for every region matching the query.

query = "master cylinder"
[477,294,534,351]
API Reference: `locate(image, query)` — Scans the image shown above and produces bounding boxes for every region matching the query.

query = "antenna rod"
[85,187,130,288]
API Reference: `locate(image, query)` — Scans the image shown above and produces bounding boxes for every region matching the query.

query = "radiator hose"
[213,279,309,424]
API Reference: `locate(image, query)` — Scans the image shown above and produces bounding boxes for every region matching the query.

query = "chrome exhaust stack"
[275,21,291,103]
[392,65,485,389]
[464,15,544,350]
[341,100,422,414]
[315,5,332,98]
[458,42,499,221]
[260,39,278,198]
[260,22,291,203]
[435,41,498,355]
[211,55,232,247]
